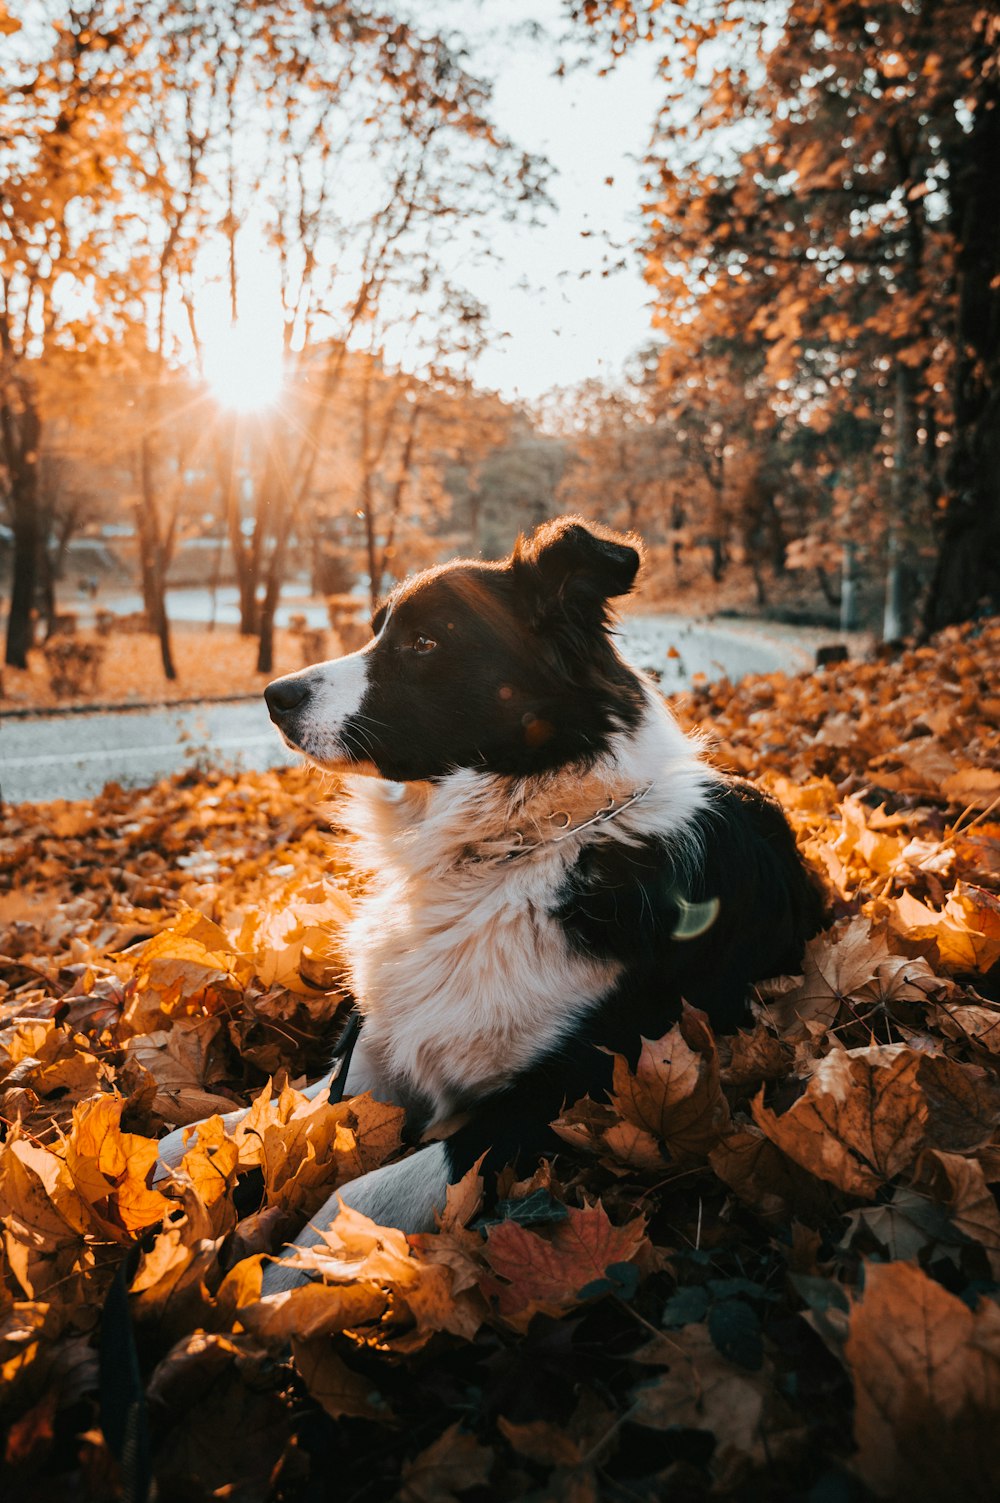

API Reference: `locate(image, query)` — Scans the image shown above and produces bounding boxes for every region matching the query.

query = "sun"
[203,320,285,412]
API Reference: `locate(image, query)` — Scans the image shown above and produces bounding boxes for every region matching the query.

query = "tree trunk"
[1,390,41,669]
[134,515,159,622]
[4,508,38,668]
[39,540,57,640]
[882,530,906,642]
[884,362,920,640]
[246,480,268,637]
[358,374,381,612]
[816,564,840,610]
[709,533,728,584]
[138,434,177,681]
[708,451,727,583]
[376,405,420,589]
[363,480,379,612]
[839,543,858,632]
[255,526,289,676]
[764,491,786,577]
[216,421,260,636]
[152,592,177,681]
[924,63,1000,633]
[254,448,289,675]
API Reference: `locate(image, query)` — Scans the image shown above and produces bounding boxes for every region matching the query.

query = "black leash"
[99,1235,154,1503]
[325,1006,362,1104]
[98,1005,362,1495]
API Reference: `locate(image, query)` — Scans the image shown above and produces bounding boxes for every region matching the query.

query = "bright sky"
[188,0,664,409]
[425,0,663,400]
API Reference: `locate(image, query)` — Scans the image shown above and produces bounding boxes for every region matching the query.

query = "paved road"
[0,615,814,805]
[0,700,301,804]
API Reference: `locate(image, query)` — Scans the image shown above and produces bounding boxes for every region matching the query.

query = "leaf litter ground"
[2,618,1000,1501]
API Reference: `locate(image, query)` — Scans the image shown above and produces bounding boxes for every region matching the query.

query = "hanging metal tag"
[670,892,721,941]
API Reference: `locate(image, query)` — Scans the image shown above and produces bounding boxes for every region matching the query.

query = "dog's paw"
[153,1108,249,1185]
[257,1193,345,1295]
[260,1251,316,1295]
[152,1123,192,1184]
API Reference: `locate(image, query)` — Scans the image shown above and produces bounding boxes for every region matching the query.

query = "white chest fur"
[346,839,622,1119]
[338,690,712,1123]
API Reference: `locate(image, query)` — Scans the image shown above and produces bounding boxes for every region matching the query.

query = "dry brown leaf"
[63,1094,172,1235]
[709,1127,836,1222]
[239,1279,387,1343]
[915,1150,1000,1277]
[122,1016,236,1124]
[179,1114,240,1221]
[123,908,251,1030]
[845,1261,1000,1498]
[273,1203,483,1346]
[0,1019,110,1106]
[888,737,959,789]
[888,883,1000,973]
[752,1046,928,1198]
[436,1158,484,1234]
[554,1007,730,1172]
[551,1094,643,1175]
[235,873,353,994]
[631,1324,798,1489]
[835,796,907,877]
[140,1330,290,1500]
[0,1139,88,1299]
[762,917,943,1041]
[721,1023,793,1092]
[228,1080,405,1220]
[612,1007,731,1159]
[291,1336,389,1420]
[399,1422,493,1503]
[497,1415,582,1467]
[941,767,1000,810]
[930,997,1000,1055]
[915,1050,1000,1154]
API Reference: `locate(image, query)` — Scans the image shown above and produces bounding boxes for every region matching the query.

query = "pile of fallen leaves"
[2,617,1000,1502]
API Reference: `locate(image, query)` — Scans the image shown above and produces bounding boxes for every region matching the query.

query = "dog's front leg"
[260,1140,452,1294]
[152,1026,394,1183]
[335,1028,383,1098]
[151,1063,342,1184]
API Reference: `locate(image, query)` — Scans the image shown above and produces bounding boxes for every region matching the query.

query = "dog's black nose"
[265,677,310,718]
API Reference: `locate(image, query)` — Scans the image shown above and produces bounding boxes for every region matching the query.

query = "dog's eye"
[412,635,438,654]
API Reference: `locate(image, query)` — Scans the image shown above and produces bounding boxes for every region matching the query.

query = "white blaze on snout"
[277,649,371,770]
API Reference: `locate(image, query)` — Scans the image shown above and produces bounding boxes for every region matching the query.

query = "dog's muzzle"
[264,675,311,724]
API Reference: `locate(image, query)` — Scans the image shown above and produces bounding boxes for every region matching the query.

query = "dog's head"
[265,516,645,781]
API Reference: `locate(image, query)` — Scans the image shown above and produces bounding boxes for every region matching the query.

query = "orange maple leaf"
[482,1200,648,1329]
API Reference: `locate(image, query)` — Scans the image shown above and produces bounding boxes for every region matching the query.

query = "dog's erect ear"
[510,516,641,625]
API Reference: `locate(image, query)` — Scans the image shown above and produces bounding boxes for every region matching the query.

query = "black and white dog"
[157,517,821,1289]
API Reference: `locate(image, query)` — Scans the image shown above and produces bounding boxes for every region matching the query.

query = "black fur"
[337,520,646,780]
[263,516,824,1240]
[440,779,823,1191]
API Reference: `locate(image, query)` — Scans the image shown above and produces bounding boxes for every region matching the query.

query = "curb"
[0,691,263,722]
